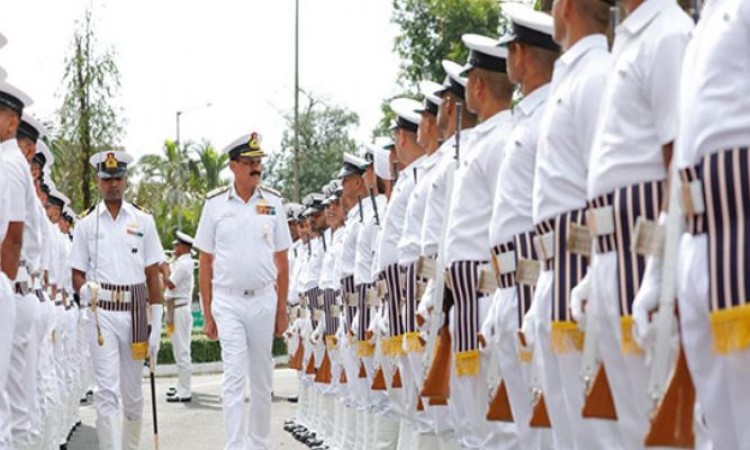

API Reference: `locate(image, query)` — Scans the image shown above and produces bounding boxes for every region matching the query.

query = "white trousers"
[0,286,17,450]
[170,303,193,397]
[89,309,144,450]
[533,271,625,449]
[8,293,40,445]
[589,252,650,449]
[493,287,550,450]
[677,234,750,449]
[212,288,276,450]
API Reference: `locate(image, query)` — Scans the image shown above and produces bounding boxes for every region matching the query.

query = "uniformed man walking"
[70,150,165,449]
[194,132,291,450]
[164,231,195,403]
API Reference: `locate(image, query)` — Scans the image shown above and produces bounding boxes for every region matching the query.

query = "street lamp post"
[175,102,212,230]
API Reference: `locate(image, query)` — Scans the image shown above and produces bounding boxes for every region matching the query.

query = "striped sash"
[679,165,706,235]
[535,209,588,323]
[322,288,339,336]
[513,231,540,330]
[96,283,148,359]
[448,260,485,377]
[305,287,321,328]
[587,180,664,317]
[491,241,517,290]
[535,209,588,353]
[689,147,750,353]
[341,275,356,332]
[403,262,418,334]
[381,263,405,338]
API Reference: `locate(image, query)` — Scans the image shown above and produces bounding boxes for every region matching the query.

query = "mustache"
[249,170,262,177]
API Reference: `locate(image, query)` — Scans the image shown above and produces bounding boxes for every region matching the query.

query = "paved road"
[69,369,308,449]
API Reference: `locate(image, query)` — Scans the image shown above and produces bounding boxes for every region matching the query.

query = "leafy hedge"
[157,334,287,365]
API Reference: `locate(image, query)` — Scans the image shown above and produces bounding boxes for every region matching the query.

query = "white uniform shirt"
[336,208,361,279]
[446,110,513,264]
[490,87,550,246]
[1,139,42,279]
[301,235,325,292]
[587,0,693,198]
[421,132,473,257]
[194,184,291,290]
[287,239,303,305]
[290,240,310,304]
[54,229,72,293]
[70,202,165,285]
[165,253,194,301]
[679,0,750,166]
[399,151,441,266]
[35,201,52,275]
[320,227,343,290]
[533,36,612,223]
[0,163,8,246]
[378,156,424,271]
[355,194,386,285]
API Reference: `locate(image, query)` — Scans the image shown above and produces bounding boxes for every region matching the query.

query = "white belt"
[98,289,133,304]
[534,232,555,262]
[312,308,324,321]
[491,249,517,276]
[586,205,615,236]
[477,265,498,295]
[345,293,358,307]
[166,297,190,307]
[214,284,275,298]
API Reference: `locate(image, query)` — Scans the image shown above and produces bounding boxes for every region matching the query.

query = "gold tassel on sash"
[644,344,695,448]
[131,342,148,361]
[388,335,405,356]
[709,304,750,354]
[551,321,584,353]
[582,364,618,420]
[326,335,338,352]
[620,316,643,355]
[455,350,480,377]
[405,332,425,353]
[486,379,514,422]
[357,340,375,358]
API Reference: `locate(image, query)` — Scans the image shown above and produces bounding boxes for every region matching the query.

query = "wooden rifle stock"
[314,349,332,384]
[391,366,403,388]
[372,366,387,390]
[289,340,304,370]
[582,363,618,420]
[420,325,451,400]
[305,352,316,375]
[358,360,367,379]
[486,379,514,422]
[644,343,695,448]
[529,393,552,428]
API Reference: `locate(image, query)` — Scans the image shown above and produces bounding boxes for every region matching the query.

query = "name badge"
[126,227,144,237]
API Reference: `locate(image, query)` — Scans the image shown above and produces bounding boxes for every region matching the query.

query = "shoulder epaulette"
[80,204,96,218]
[260,185,282,198]
[206,185,230,200]
[131,203,151,214]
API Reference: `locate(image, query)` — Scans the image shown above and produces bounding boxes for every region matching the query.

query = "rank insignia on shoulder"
[81,204,97,218]
[131,203,150,214]
[207,186,230,200]
[259,185,282,198]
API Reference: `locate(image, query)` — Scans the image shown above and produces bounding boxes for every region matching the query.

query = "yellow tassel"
[357,340,375,358]
[405,332,424,353]
[620,316,643,355]
[326,335,338,351]
[551,321,584,353]
[167,323,175,336]
[518,349,533,363]
[131,342,148,360]
[389,335,405,356]
[710,304,750,354]
[455,350,480,377]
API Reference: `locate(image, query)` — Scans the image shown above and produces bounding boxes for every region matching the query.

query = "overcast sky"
[0,0,402,161]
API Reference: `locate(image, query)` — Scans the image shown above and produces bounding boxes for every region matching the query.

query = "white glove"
[521,303,537,349]
[79,281,98,306]
[0,272,12,301]
[416,281,434,333]
[632,256,663,348]
[570,272,591,331]
[479,300,498,353]
[311,319,325,343]
[149,304,163,360]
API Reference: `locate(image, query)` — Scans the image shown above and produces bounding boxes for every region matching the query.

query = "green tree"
[265,92,359,201]
[54,9,124,210]
[391,0,503,88]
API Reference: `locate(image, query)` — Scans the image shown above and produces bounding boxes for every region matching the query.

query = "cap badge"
[248,133,261,151]
[104,152,118,169]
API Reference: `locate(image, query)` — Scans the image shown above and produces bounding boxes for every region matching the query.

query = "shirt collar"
[515,83,551,118]
[559,34,608,68]
[227,183,264,202]
[474,108,512,134]
[620,0,671,36]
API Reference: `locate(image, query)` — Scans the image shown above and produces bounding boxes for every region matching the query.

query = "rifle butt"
[486,379,514,422]
[582,363,618,420]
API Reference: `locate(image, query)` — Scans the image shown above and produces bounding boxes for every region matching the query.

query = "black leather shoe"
[166,395,192,403]
[306,438,324,447]
[166,387,177,397]
[287,395,299,403]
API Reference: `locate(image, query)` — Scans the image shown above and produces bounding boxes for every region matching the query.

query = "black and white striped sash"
[380,263,405,337]
[305,287,321,328]
[534,209,588,322]
[679,165,706,235]
[322,288,339,336]
[356,283,372,342]
[447,260,485,353]
[341,275,356,332]
[513,231,539,329]
[587,180,664,316]
[403,262,418,334]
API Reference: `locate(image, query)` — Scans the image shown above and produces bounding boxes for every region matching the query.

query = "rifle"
[357,195,364,223]
[369,188,380,226]
[423,102,463,370]
[321,231,327,253]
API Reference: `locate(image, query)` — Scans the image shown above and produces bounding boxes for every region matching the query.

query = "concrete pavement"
[69,368,308,449]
